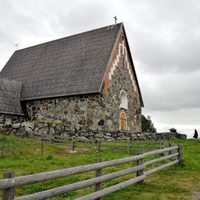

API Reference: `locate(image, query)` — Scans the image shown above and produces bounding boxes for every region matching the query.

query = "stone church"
[0,23,143,133]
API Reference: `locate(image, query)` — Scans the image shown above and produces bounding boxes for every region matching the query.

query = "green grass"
[0,135,200,200]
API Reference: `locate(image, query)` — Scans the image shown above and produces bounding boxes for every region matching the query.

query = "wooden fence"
[0,133,172,157]
[69,139,169,153]
[0,145,183,200]
[41,135,171,155]
[33,130,171,152]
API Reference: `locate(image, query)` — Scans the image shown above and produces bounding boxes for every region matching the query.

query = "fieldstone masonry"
[0,114,23,126]
[0,118,187,141]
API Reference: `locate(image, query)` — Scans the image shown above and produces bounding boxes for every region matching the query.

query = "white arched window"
[120,90,128,109]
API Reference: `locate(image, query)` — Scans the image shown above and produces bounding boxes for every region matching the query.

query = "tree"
[193,129,198,139]
[169,128,177,133]
[141,115,156,133]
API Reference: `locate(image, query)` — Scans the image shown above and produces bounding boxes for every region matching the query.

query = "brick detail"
[102,33,137,96]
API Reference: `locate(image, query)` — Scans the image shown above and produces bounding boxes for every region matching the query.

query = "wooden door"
[120,112,127,131]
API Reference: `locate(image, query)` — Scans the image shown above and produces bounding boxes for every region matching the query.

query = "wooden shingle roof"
[0,23,144,115]
[0,79,23,115]
[0,23,122,101]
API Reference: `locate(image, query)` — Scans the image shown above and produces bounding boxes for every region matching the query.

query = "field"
[0,135,200,200]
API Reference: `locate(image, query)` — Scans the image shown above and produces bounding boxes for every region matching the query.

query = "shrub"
[169,128,177,133]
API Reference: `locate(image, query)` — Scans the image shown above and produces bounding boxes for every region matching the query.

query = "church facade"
[0,23,143,133]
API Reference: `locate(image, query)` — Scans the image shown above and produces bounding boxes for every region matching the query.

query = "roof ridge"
[15,22,123,53]
[99,23,123,92]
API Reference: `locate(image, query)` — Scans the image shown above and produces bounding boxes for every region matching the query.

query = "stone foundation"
[0,120,187,141]
[0,114,24,127]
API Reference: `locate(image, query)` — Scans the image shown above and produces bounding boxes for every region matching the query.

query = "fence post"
[48,124,52,144]
[160,141,165,156]
[168,143,172,155]
[96,140,101,153]
[95,159,102,200]
[2,172,15,200]
[136,152,144,183]
[71,137,75,151]
[1,137,4,158]
[160,141,164,150]
[41,132,44,156]
[178,145,183,165]
[127,139,131,154]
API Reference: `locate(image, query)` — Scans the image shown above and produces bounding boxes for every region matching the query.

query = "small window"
[120,111,127,131]
[120,90,128,109]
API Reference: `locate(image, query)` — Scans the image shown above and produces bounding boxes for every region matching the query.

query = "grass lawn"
[0,135,200,200]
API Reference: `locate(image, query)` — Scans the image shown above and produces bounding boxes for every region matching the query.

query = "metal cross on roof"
[15,43,19,50]
[114,16,117,24]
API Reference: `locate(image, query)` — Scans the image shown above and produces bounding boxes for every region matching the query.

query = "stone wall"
[0,120,187,140]
[0,114,23,128]
[26,95,103,131]
[102,30,142,132]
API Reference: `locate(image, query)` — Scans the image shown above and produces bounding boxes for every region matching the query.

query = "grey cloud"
[57,1,112,34]
[125,0,200,73]
[140,71,200,111]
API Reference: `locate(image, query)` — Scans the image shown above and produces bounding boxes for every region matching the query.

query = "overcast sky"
[0,0,200,137]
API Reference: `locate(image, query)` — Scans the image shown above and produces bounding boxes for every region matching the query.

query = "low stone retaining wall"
[0,120,187,141]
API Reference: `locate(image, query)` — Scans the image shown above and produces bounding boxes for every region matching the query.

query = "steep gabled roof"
[0,23,143,110]
[0,24,122,101]
[0,79,23,115]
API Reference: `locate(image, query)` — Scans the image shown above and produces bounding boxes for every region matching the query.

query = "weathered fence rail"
[53,138,170,154]
[0,133,171,157]
[0,145,183,200]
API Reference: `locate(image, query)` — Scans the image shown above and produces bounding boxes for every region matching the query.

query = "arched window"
[120,111,127,131]
[120,90,128,109]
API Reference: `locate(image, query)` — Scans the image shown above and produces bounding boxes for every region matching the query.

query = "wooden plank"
[131,146,160,149]
[143,146,178,157]
[75,175,145,200]
[15,165,145,200]
[95,159,102,200]
[131,141,161,145]
[145,160,179,176]
[51,139,66,143]
[2,173,15,200]
[145,153,179,166]
[0,155,144,189]
[136,152,144,183]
